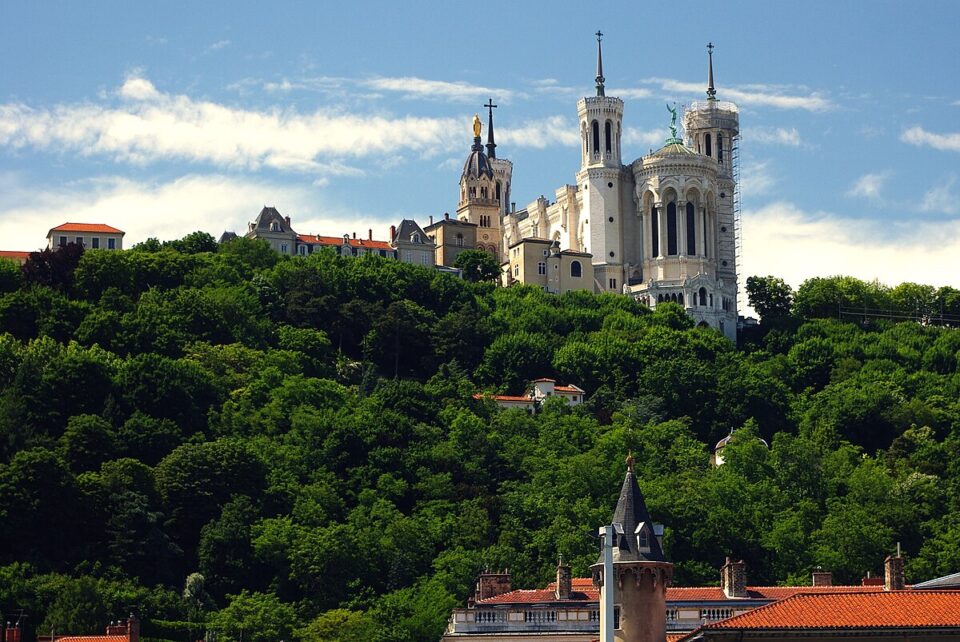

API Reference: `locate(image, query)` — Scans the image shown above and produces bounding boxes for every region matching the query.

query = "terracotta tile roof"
[701,591,960,629]
[555,385,585,393]
[0,250,30,260]
[54,636,127,642]
[477,579,884,605]
[531,377,557,383]
[472,393,535,404]
[49,223,124,234]
[297,234,393,251]
[667,635,686,642]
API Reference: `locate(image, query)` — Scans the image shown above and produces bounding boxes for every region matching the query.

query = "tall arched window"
[650,206,659,257]
[570,260,582,278]
[604,121,612,154]
[699,287,707,306]
[686,202,696,255]
[496,181,501,201]
[678,292,684,306]
[705,133,712,157]
[702,210,709,258]
[717,133,724,162]
[592,120,600,154]
[638,529,649,550]
[667,201,678,255]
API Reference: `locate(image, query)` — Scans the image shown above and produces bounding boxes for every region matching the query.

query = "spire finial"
[595,30,605,97]
[484,98,498,159]
[706,42,717,100]
[625,451,635,472]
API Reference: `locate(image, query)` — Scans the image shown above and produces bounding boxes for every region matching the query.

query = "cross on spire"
[595,30,605,97]
[484,98,498,159]
[706,42,717,100]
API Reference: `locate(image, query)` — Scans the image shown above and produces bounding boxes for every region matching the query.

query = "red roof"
[49,223,124,234]
[531,378,557,383]
[700,591,960,629]
[472,393,535,404]
[0,250,30,260]
[297,234,393,251]
[555,385,584,393]
[476,579,884,605]
[54,636,127,642]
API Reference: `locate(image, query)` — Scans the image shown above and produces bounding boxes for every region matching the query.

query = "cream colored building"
[500,38,740,340]
[503,238,594,295]
[47,223,124,251]
[425,214,478,268]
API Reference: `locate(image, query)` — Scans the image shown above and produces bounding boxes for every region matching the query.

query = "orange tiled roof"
[666,635,686,642]
[297,234,393,251]
[49,223,124,234]
[472,393,535,403]
[555,385,584,393]
[701,590,960,629]
[0,250,30,259]
[54,636,127,642]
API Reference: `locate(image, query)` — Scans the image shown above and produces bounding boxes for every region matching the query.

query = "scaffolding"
[732,132,742,316]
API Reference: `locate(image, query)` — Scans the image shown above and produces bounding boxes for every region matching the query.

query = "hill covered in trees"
[1,238,959,642]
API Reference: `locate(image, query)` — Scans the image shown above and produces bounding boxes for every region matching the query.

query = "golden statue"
[472,113,482,138]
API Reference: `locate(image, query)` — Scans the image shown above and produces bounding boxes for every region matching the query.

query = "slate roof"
[393,219,431,245]
[596,462,667,564]
[695,591,960,630]
[251,206,291,232]
[913,570,960,589]
[49,223,124,234]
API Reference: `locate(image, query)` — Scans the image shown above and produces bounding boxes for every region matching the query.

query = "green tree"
[453,250,501,283]
[208,590,295,642]
[746,275,794,322]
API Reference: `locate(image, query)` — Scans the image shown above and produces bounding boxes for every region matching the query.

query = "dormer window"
[636,521,651,552]
[412,232,420,244]
[270,221,280,232]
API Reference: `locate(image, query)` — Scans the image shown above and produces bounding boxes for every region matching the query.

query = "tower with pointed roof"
[592,456,673,642]
[576,30,628,292]
[458,113,504,261]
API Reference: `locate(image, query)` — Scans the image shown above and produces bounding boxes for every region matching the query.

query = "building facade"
[503,238,595,294]
[47,223,124,251]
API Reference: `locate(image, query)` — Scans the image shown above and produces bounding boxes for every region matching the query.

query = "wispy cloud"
[743,127,802,146]
[609,87,653,100]
[901,126,960,152]
[740,160,776,197]
[497,116,579,148]
[644,78,833,112]
[360,76,517,102]
[846,171,891,200]
[206,39,231,53]
[0,173,394,251]
[919,175,959,215]
[742,201,960,293]
[623,127,664,147]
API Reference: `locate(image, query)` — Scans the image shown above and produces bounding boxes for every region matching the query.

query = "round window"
[607,182,614,188]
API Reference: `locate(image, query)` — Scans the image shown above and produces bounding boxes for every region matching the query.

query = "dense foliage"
[1,240,960,642]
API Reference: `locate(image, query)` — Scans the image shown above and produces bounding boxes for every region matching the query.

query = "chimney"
[721,557,748,598]
[555,558,572,600]
[811,567,833,587]
[352,231,356,239]
[884,544,905,591]
[476,569,512,600]
[5,623,22,642]
[444,212,450,220]
[127,613,140,642]
[284,216,291,227]
[368,229,372,240]
[390,225,396,241]
[429,215,434,225]
[861,570,884,586]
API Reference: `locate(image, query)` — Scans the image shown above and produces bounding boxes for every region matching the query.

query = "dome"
[463,141,494,180]
[650,141,697,158]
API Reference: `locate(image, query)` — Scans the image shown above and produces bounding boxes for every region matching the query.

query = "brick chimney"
[127,613,139,642]
[284,216,291,227]
[476,569,512,600]
[555,558,572,600]
[885,544,905,591]
[444,212,450,220]
[721,557,748,598]
[811,567,833,587]
[5,622,22,642]
[390,225,396,241]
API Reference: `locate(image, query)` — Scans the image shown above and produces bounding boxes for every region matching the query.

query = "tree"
[453,250,501,283]
[746,275,793,322]
[164,231,219,255]
[21,244,85,291]
[208,590,295,642]
[0,258,23,294]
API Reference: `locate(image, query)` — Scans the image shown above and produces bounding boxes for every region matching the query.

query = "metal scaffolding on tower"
[732,132,742,316]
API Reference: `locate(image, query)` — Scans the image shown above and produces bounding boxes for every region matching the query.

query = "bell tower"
[458,113,503,261]
[577,31,627,292]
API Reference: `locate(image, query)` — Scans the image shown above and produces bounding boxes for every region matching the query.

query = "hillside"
[1,238,959,642]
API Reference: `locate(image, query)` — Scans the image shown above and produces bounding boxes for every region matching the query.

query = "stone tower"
[682,43,740,339]
[458,114,503,261]
[576,31,628,292]
[483,98,514,224]
[592,456,673,642]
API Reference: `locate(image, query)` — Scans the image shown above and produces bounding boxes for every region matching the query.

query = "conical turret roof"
[598,456,667,564]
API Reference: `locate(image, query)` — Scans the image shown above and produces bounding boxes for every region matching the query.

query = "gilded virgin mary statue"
[472,114,482,138]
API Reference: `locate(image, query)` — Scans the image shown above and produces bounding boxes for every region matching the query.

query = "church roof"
[463,133,494,180]
[596,459,667,565]
[650,141,697,158]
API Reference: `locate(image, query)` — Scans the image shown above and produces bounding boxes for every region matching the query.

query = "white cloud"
[0,173,395,251]
[739,160,776,197]
[901,126,960,152]
[742,201,960,294]
[206,39,231,52]
[623,127,663,147]
[361,76,517,102]
[846,171,891,200]
[497,116,580,148]
[919,176,959,215]
[744,127,801,146]
[644,78,832,112]
[609,87,653,100]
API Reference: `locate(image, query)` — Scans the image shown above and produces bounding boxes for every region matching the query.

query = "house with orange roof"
[47,223,124,251]
[472,379,586,413]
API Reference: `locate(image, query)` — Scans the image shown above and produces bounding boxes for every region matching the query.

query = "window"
[718,133,724,162]
[650,206,659,257]
[76,237,83,246]
[609,278,617,290]
[570,260,582,278]
[298,245,306,255]
[59,236,67,247]
[592,120,600,154]
[639,529,649,549]
[422,253,430,265]
[481,186,487,199]
[702,210,708,258]
[280,243,288,253]
[705,133,712,157]
[686,202,696,255]
[678,292,684,306]
[699,287,707,306]
[107,238,116,250]
[412,232,420,243]
[514,264,519,277]
[269,221,280,232]
[456,233,464,247]
[91,237,100,249]
[538,262,546,275]
[667,202,678,255]
[604,121,612,153]
[496,181,501,201]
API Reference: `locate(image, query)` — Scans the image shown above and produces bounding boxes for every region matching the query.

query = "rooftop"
[297,234,394,251]
[48,222,124,234]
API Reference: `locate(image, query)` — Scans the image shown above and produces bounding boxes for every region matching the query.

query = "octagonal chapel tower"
[458,114,504,261]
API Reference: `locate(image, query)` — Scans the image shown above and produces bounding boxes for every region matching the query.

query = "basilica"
[452,36,742,340]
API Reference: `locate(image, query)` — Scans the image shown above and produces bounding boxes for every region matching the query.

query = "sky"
[1,0,959,303]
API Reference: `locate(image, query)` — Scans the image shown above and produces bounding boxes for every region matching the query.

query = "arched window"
[678,292,684,306]
[705,133,712,157]
[699,287,707,306]
[412,233,420,244]
[605,121,612,154]
[686,202,696,255]
[650,206,659,257]
[639,529,649,550]
[592,120,600,154]
[269,221,280,232]
[456,233,464,247]
[667,201,678,255]
[496,181,501,201]
[702,209,709,258]
[570,260,582,278]
[718,133,724,162]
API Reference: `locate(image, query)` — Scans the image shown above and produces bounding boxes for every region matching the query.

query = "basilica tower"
[592,456,673,642]
[458,113,503,260]
[576,32,629,292]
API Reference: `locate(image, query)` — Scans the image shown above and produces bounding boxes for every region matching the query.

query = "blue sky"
[1,0,959,295]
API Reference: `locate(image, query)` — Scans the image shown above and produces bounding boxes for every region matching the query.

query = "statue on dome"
[472,114,482,138]
[666,103,678,140]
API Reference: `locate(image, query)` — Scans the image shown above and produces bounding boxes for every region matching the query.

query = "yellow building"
[425,214,478,268]
[503,238,595,294]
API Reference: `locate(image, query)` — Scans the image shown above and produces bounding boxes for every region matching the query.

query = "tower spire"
[595,30,605,97]
[706,42,717,100]
[484,98,497,159]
